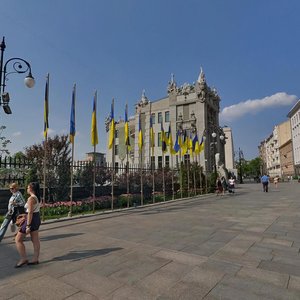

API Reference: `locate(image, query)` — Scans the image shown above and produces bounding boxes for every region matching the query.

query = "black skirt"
[19,212,41,233]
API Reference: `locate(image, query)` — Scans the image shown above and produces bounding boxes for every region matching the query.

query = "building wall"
[106,71,234,173]
[287,100,300,175]
[279,140,294,178]
[223,126,234,171]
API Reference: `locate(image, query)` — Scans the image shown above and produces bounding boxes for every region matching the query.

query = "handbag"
[16,214,27,227]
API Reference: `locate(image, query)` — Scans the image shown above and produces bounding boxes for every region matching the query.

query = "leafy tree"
[75,162,110,196]
[24,135,71,201]
[0,125,11,156]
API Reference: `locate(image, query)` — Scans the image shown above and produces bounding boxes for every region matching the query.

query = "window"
[158,156,162,169]
[158,132,162,147]
[165,111,170,123]
[151,156,155,169]
[158,112,162,123]
[115,162,119,172]
[151,113,155,124]
[115,129,118,138]
[165,155,169,167]
[115,145,118,156]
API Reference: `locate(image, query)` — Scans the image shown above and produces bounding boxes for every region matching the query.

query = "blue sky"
[1,0,299,160]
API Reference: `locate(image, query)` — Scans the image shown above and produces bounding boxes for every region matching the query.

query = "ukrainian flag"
[91,92,98,146]
[138,112,143,152]
[181,130,188,155]
[44,74,49,139]
[125,104,131,150]
[173,130,181,153]
[108,100,115,149]
[161,123,167,153]
[168,124,176,155]
[69,84,76,144]
[199,136,205,152]
[150,115,155,154]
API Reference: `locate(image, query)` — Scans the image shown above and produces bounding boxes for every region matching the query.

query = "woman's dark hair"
[29,182,41,202]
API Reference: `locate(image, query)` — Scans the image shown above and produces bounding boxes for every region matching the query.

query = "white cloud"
[220,92,298,122]
[12,131,22,137]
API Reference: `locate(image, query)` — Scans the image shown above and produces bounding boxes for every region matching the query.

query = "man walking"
[261,174,269,192]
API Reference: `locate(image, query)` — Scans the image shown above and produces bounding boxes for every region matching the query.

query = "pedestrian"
[15,182,41,268]
[261,174,269,192]
[274,176,279,188]
[8,183,25,232]
[221,177,227,195]
[228,177,235,193]
[216,177,223,195]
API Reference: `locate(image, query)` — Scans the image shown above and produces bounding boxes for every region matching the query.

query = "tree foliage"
[24,135,71,201]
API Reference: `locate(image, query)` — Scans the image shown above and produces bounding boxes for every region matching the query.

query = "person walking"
[8,183,26,232]
[221,177,227,195]
[261,174,269,192]
[14,182,41,268]
[216,177,223,196]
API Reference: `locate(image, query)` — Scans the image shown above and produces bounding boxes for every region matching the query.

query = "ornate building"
[106,69,228,173]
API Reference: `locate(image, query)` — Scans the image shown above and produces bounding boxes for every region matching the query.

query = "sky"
[1,0,300,160]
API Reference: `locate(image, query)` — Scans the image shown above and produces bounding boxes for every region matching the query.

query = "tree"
[0,125,11,156]
[24,135,71,201]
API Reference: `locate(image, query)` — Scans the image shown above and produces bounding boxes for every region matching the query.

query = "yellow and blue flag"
[69,84,76,144]
[150,114,155,154]
[168,124,176,155]
[173,130,181,153]
[161,123,167,153]
[138,112,143,152]
[108,100,115,149]
[43,74,49,139]
[192,134,199,154]
[91,92,98,146]
[199,136,205,152]
[181,130,188,155]
[125,104,131,150]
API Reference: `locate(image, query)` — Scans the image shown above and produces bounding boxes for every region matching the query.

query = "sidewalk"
[1,182,300,299]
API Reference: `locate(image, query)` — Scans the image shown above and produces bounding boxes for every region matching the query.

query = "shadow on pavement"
[40,232,84,241]
[43,247,123,263]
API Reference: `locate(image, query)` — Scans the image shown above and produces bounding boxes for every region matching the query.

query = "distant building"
[277,120,294,179]
[106,69,234,174]
[86,152,106,165]
[287,100,300,176]
[223,126,235,172]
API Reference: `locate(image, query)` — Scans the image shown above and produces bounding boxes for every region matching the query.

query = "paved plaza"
[1,182,300,299]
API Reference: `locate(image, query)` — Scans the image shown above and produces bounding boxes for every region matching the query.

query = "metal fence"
[0,156,210,216]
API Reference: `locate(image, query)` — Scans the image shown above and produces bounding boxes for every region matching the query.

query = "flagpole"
[171,152,174,200]
[187,152,190,197]
[193,152,196,196]
[180,149,183,199]
[149,102,155,203]
[69,83,76,217]
[162,150,165,201]
[125,103,130,208]
[140,145,144,206]
[42,73,49,222]
[92,143,96,213]
[198,153,202,195]
[92,91,98,213]
[111,98,115,211]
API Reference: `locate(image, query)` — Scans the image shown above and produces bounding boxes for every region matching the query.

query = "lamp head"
[211,132,217,138]
[24,73,35,88]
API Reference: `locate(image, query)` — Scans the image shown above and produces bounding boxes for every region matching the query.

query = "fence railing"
[0,156,212,216]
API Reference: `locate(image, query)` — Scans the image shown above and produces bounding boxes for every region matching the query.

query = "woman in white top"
[15,182,41,268]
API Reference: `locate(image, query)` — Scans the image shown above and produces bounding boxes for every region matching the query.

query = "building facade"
[287,100,300,176]
[277,120,294,179]
[223,126,235,172]
[107,70,231,173]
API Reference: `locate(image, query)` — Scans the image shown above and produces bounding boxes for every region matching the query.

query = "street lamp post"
[0,36,35,114]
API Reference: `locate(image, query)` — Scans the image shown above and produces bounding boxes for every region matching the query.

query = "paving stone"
[259,260,300,277]
[237,266,289,287]
[17,274,79,300]
[61,269,122,298]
